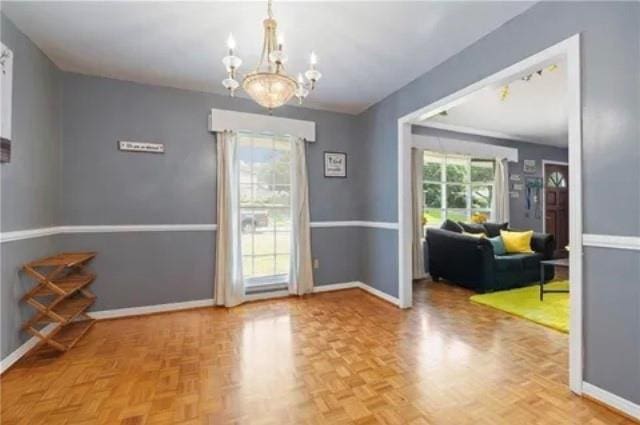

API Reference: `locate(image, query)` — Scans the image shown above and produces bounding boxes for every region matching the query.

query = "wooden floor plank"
[1,280,634,424]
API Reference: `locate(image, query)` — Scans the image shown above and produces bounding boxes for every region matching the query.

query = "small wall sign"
[523,159,537,174]
[324,151,347,178]
[118,140,165,154]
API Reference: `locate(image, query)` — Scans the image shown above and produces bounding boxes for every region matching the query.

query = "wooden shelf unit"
[21,252,97,355]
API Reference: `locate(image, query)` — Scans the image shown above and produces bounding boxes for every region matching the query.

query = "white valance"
[208,108,316,142]
[412,134,518,162]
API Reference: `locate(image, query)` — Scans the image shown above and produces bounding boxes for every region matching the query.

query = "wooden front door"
[544,164,569,258]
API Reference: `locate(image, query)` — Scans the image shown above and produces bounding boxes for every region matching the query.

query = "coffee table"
[539,257,569,301]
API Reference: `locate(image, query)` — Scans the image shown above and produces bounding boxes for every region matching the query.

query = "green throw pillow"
[489,236,507,255]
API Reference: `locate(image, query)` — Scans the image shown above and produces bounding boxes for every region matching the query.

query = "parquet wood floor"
[1,280,633,424]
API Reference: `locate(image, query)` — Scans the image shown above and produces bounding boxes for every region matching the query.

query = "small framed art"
[324,151,347,178]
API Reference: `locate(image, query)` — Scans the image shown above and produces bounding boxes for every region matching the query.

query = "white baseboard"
[0,323,56,374]
[582,382,640,420]
[244,290,290,302]
[312,281,360,292]
[313,281,400,306]
[357,282,401,306]
[88,299,215,320]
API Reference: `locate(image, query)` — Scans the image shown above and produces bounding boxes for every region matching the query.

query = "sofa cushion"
[500,230,534,253]
[441,219,463,233]
[494,254,526,272]
[494,253,544,272]
[521,252,544,269]
[458,222,485,234]
[483,222,509,238]
[488,236,506,255]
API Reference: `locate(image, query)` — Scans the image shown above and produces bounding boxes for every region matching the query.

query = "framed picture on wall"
[324,151,347,178]
[523,159,537,174]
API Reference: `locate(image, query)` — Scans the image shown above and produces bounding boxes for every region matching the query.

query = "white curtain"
[288,138,314,295]
[214,131,245,307]
[411,148,427,279]
[492,158,510,224]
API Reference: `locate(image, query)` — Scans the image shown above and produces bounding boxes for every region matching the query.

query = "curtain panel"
[412,148,427,279]
[214,131,245,307]
[492,158,510,224]
[289,138,314,295]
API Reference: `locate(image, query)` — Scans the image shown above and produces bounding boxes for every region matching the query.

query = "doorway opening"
[397,34,582,394]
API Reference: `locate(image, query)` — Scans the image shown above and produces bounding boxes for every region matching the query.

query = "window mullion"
[250,136,255,279]
[272,136,277,277]
[441,156,447,221]
[466,158,472,220]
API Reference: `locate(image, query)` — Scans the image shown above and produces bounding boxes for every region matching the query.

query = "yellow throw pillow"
[500,230,534,253]
[463,232,486,239]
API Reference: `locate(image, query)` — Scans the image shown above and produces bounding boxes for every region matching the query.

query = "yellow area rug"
[470,280,569,333]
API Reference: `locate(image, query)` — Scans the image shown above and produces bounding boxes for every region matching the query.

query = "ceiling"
[420,61,568,147]
[2,1,534,114]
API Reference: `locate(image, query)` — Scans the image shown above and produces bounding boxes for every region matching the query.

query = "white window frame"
[422,152,494,227]
[238,132,292,291]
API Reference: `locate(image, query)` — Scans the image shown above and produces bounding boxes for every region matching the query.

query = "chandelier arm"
[268,21,276,73]
[257,28,268,72]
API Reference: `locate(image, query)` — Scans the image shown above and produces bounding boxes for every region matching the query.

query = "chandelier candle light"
[221,0,321,110]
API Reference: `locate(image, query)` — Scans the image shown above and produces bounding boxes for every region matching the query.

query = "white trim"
[0,323,56,374]
[0,226,61,243]
[209,108,316,142]
[398,121,413,309]
[61,224,217,234]
[310,221,399,230]
[312,281,360,292]
[566,34,583,395]
[314,281,401,306]
[243,290,291,302]
[415,121,544,146]
[0,222,399,243]
[413,133,519,162]
[582,382,640,420]
[541,160,569,234]
[583,234,640,251]
[358,282,401,306]
[398,34,583,393]
[88,299,215,320]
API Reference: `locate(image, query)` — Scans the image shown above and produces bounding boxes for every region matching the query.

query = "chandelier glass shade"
[221,0,321,110]
[243,72,297,109]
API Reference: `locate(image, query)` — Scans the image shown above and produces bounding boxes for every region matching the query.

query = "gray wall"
[412,126,569,232]
[59,73,364,310]
[61,73,363,225]
[0,14,62,358]
[357,1,639,404]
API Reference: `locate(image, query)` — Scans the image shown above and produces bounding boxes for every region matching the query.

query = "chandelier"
[221,0,321,110]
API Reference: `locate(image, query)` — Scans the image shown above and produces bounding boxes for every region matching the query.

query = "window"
[238,133,291,288]
[423,152,495,227]
[547,171,567,188]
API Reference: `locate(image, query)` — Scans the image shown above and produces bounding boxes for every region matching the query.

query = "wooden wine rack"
[21,252,97,355]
